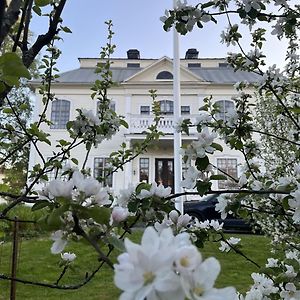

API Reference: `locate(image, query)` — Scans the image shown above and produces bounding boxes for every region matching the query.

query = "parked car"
[183,194,252,232]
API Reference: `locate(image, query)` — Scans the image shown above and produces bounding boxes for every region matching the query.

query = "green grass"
[0,232,271,299]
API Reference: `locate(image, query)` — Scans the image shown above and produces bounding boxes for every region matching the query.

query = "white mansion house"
[29,49,260,194]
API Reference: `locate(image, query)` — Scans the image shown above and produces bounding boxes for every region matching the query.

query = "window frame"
[50,99,71,129]
[139,157,150,183]
[181,105,190,115]
[94,157,113,187]
[216,158,238,189]
[159,100,174,115]
[156,71,173,80]
[140,105,150,115]
[215,100,235,122]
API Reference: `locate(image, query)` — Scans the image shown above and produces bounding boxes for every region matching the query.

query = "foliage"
[0,204,47,240]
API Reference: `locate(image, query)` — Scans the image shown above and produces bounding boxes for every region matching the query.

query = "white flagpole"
[173,0,183,214]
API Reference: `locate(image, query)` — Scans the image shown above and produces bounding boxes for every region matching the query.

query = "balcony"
[128,114,198,135]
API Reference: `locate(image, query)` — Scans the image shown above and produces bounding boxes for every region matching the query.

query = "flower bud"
[111,206,129,223]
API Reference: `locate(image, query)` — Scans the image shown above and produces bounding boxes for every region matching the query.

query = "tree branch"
[0,0,22,49]
[22,0,67,67]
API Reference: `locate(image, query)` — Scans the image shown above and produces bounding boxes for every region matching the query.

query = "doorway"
[155,158,174,193]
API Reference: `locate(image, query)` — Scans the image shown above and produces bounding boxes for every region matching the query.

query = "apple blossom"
[61,252,76,262]
[51,230,68,254]
[111,206,129,223]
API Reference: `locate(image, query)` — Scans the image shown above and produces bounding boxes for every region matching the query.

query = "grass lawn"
[0,231,271,299]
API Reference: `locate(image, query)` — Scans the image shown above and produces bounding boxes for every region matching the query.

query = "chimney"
[127,49,140,59]
[185,48,199,59]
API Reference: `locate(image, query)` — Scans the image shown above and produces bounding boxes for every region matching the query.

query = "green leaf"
[20,103,29,110]
[0,52,31,81]
[120,119,129,129]
[196,181,212,196]
[34,0,51,7]
[60,26,72,33]
[32,5,42,15]
[136,182,150,195]
[31,200,51,211]
[47,204,69,229]
[107,235,126,252]
[282,197,290,210]
[211,142,223,152]
[2,108,13,114]
[195,156,209,171]
[290,107,300,114]
[71,158,79,165]
[238,209,248,219]
[209,174,227,181]
[201,1,215,9]
[88,206,111,225]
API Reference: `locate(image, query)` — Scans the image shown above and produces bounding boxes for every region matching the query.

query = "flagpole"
[173,0,183,214]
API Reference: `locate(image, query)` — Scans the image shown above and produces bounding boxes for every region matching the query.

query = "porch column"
[124,140,133,187]
[125,94,132,134]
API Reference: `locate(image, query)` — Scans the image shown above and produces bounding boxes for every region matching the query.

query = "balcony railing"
[128,114,198,134]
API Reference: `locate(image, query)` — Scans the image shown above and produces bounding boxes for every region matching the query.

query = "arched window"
[215,100,235,122]
[159,100,173,114]
[50,99,70,129]
[156,71,173,80]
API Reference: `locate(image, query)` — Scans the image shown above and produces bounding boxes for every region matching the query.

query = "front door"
[155,158,174,193]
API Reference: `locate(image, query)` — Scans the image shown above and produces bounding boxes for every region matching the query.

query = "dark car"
[183,194,252,232]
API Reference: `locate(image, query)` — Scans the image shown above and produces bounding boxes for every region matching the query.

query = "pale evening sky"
[30,0,287,72]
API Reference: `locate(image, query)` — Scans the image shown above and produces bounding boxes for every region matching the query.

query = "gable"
[123,57,205,83]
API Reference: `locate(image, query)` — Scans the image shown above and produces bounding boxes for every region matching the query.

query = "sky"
[30,0,288,72]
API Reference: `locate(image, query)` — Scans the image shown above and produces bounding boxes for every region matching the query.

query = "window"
[159,100,173,115]
[140,106,150,115]
[127,63,140,68]
[215,100,234,122]
[94,157,113,187]
[188,63,201,68]
[139,158,149,182]
[217,158,238,189]
[50,99,70,129]
[181,106,190,115]
[156,71,173,80]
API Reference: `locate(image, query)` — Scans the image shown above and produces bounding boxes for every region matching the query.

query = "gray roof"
[53,66,260,85]
[56,67,141,84]
[189,67,261,84]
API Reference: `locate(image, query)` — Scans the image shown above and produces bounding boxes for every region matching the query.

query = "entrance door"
[155,158,174,193]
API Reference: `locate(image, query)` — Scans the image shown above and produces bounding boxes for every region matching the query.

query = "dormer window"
[156,71,173,80]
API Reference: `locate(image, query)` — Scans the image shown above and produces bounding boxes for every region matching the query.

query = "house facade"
[28,49,259,196]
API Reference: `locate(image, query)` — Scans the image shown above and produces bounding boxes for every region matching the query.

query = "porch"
[127,114,199,134]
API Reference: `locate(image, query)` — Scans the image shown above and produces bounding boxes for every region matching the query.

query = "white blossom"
[47,179,74,198]
[289,187,300,223]
[181,166,200,189]
[111,206,129,223]
[51,230,68,254]
[215,195,228,219]
[137,182,171,199]
[61,252,76,262]
[219,237,241,252]
[73,171,101,197]
[265,258,279,268]
[280,283,300,300]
